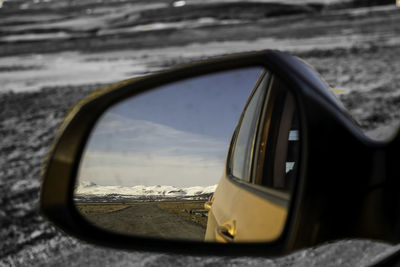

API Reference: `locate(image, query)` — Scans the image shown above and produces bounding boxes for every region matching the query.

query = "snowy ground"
[1,0,400,266]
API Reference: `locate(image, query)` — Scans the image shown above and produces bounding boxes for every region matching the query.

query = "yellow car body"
[205,175,288,242]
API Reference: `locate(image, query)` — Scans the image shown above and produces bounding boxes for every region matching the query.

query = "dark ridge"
[0,27,98,36]
[0,65,42,72]
[0,0,151,15]
[330,0,394,9]
[291,44,383,58]
[74,193,213,202]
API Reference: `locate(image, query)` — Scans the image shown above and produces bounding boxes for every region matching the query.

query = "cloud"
[78,113,228,187]
[86,112,227,156]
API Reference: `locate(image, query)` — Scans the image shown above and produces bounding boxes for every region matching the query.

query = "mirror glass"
[74,67,300,243]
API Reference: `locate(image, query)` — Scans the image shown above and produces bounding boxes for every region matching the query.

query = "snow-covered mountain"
[74,181,217,202]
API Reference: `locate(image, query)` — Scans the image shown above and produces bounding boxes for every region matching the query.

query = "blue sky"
[77,67,264,187]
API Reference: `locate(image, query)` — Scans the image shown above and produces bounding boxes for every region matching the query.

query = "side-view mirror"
[40,50,400,256]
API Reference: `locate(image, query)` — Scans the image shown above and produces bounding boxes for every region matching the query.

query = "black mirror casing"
[40,50,400,256]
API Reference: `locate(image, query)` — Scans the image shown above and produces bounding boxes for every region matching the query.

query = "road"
[87,203,206,241]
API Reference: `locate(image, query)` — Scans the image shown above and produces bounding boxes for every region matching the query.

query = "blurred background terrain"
[0,0,399,265]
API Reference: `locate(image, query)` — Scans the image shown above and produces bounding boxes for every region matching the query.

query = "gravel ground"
[1,1,400,266]
[1,46,399,266]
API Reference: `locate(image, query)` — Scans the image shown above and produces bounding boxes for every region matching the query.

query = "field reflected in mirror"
[74,67,264,241]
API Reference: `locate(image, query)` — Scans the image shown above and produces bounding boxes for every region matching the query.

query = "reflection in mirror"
[74,67,300,243]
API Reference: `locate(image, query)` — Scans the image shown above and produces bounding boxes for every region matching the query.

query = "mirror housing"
[40,50,400,256]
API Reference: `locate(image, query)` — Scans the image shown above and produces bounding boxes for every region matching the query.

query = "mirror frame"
[40,50,397,256]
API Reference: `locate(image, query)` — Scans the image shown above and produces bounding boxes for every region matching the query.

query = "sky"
[77,67,264,187]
